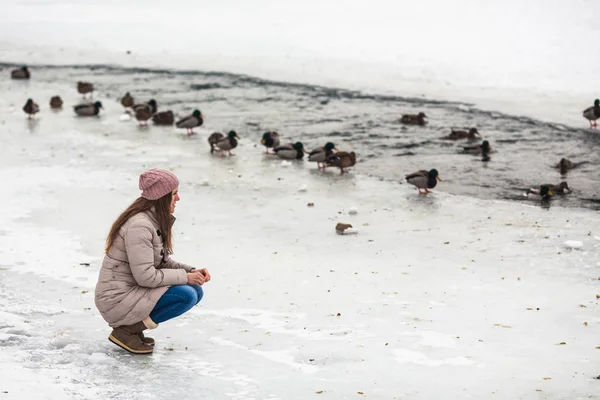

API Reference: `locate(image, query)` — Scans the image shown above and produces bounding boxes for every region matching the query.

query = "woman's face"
[170,187,180,213]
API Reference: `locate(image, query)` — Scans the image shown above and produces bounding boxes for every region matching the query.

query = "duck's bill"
[548,191,553,196]
[436,176,442,181]
[333,146,339,151]
[260,139,265,145]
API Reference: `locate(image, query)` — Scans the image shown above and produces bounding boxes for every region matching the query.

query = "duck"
[582,99,600,128]
[135,105,153,126]
[132,99,157,114]
[23,99,40,119]
[325,151,356,174]
[555,158,573,175]
[208,130,240,156]
[308,142,337,168]
[11,66,30,80]
[260,131,280,154]
[335,223,353,235]
[445,127,480,140]
[405,169,441,194]
[274,142,306,160]
[462,140,492,160]
[176,109,203,136]
[74,101,103,116]
[77,81,94,98]
[49,96,63,109]
[524,185,553,201]
[152,110,174,126]
[121,92,134,110]
[530,181,572,195]
[400,112,427,125]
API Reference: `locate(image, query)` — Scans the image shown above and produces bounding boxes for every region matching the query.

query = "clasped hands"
[187,268,211,285]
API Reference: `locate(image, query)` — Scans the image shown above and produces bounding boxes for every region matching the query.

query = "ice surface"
[0,85,599,399]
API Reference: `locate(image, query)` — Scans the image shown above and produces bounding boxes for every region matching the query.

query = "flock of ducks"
[11,65,598,196]
[398,106,589,202]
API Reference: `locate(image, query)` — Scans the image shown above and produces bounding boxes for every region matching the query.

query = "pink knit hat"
[139,169,179,200]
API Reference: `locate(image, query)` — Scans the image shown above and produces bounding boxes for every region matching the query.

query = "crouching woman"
[95,168,210,354]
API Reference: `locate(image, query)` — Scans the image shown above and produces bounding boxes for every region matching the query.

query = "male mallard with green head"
[582,99,600,128]
[261,131,280,154]
[400,112,427,125]
[308,142,337,168]
[77,81,94,98]
[23,99,39,119]
[274,142,306,160]
[531,181,572,195]
[405,169,441,194]
[208,130,240,156]
[11,66,30,80]
[152,111,175,126]
[525,185,553,201]
[49,96,63,109]
[325,151,356,174]
[176,109,203,136]
[445,127,480,140]
[462,140,492,160]
[74,101,103,116]
[133,99,157,114]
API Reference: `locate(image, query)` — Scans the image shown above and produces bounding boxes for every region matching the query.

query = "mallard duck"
[325,151,356,174]
[176,109,203,136]
[133,99,157,114]
[23,99,39,119]
[524,185,553,201]
[308,142,337,168]
[11,66,30,80]
[135,105,153,126]
[261,131,280,154]
[49,96,63,109]
[555,158,573,175]
[462,140,492,160]
[530,181,572,195]
[445,127,480,140]
[400,112,427,125]
[121,92,134,110]
[77,81,94,98]
[74,101,103,116]
[274,142,306,160]
[405,169,441,194]
[152,110,174,126]
[582,99,600,128]
[208,130,240,156]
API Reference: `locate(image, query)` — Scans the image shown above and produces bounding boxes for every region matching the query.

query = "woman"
[95,168,211,354]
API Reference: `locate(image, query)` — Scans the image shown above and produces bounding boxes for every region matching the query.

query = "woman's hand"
[198,268,211,283]
[187,271,205,285]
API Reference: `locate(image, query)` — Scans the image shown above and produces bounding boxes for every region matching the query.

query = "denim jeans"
[149,284,204,324]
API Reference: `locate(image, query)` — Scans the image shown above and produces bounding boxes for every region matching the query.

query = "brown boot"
[139,332,155,347]
[109,321,153,354]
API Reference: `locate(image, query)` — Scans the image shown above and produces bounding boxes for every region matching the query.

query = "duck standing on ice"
[405,168,441,194]
[77,81,94,98]
[260,131,280,154]
[274,142,306,160]
[208,130,240,156]
[325,151,356,174]
[176,109,203,135]
[23,99,40,119]
[308,142,337,169]
[582,99,600,128]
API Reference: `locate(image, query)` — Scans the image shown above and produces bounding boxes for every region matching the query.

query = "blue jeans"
[149,284,203,324]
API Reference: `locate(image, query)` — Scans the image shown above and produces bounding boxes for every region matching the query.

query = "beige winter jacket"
[94,210,194,327]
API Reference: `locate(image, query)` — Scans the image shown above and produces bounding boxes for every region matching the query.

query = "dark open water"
[3,63,599,210]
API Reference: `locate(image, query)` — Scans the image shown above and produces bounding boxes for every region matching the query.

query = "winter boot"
[109,321,153,354]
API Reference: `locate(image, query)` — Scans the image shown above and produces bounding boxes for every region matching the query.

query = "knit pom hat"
[139,169,179,200]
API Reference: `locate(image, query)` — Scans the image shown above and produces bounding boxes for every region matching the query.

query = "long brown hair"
[105,192,174,254]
